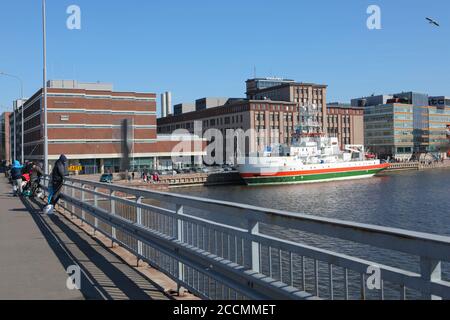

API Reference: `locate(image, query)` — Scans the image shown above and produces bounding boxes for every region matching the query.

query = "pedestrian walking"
[10,160,23,196]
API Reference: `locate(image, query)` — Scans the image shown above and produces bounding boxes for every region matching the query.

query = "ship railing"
[44,176,450,300]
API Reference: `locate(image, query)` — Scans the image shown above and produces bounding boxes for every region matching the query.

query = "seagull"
[426,17,440,27]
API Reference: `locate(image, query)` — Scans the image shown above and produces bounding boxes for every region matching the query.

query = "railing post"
[110,190,116,248]
[81,184,86,225]
[247,220,260,273]
[136,196,144,265]
[420,257,442,300]
[93,186,99,235]
[70,182,75,218]
[176,204,185,295]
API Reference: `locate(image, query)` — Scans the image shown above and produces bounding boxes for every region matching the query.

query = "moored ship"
[237,104,389,186]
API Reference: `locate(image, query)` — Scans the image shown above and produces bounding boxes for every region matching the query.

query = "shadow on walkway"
[21,197,172,301]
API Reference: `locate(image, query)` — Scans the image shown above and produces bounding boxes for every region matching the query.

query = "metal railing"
[44,177,450,300]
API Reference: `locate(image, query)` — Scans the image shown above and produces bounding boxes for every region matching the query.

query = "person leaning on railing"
[44,155,68,215]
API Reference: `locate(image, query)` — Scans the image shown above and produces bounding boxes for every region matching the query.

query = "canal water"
[172,169,450,299]
[174,169,450,236]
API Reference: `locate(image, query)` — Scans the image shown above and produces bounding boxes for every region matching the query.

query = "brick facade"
[327,105,365,148]
[1,112,11,163]
[12,85,204,173]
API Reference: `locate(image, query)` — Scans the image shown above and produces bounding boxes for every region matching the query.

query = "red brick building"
[158,99,299,160]
[1,112,11,164]
[327,103,365,148]
[14,81,204,173]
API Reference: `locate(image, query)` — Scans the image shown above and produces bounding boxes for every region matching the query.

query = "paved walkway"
[0,177,172,300]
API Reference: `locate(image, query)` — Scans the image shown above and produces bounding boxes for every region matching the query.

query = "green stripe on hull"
[244,169,384,185]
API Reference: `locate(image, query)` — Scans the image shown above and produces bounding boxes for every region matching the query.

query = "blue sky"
[1,0,449,115]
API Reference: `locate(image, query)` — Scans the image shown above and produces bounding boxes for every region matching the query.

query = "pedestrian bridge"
[49,176,450,300]
[2,176,450,300]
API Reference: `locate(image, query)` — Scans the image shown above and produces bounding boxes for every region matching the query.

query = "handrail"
[43,176,450,300]
[64,176,450,262]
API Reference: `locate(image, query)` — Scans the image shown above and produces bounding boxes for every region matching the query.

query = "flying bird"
[426,17,440,27]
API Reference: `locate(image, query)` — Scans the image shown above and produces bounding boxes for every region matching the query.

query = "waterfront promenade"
[385,160,450,172]
[0,177,179,300]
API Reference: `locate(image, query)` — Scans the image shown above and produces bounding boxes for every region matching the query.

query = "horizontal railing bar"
[64,181,252,238]
[63,177,450,263]
[110,195,249,237]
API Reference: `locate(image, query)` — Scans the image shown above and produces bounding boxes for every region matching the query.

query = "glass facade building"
[427,106,450,154]
[364,104,414,159]
[393,92,430,153]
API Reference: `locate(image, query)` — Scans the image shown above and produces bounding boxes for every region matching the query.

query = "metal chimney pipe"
[166,91,172,116]
[161,93,167,118]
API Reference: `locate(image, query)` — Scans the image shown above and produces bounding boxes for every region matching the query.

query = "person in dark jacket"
[44,155,68,215]
[10,160,24,196]
[30,162,44,198]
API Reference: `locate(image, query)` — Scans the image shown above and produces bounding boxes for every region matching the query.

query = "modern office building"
[390,92,429,153]
[364,103,415,160]
[426,96,450,156]
[326,103,365,147]
[354,91,449,157]
[10,80,205,173]
[245,78,328,133]
[0,112,11,164]
[426,105,450,154]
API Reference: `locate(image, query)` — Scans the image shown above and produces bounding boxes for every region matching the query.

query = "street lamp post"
[0,72,24,163]
[42,0,49,175]
[13,106,16,162]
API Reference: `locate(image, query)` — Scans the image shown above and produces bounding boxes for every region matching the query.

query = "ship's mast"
[295,103,322,139]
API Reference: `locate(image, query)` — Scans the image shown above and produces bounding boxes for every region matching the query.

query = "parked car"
[100,173,113,183]
[223,165,233,172]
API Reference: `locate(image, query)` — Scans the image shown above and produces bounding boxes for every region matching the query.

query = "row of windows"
[327,115,352,125]
[255,125,295,133]
[394,115,414,120]
[159,114,245,133]
[366,139,395,144]
[294,98,323,105]
[429,116,450,122]
[252,104,296,112]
